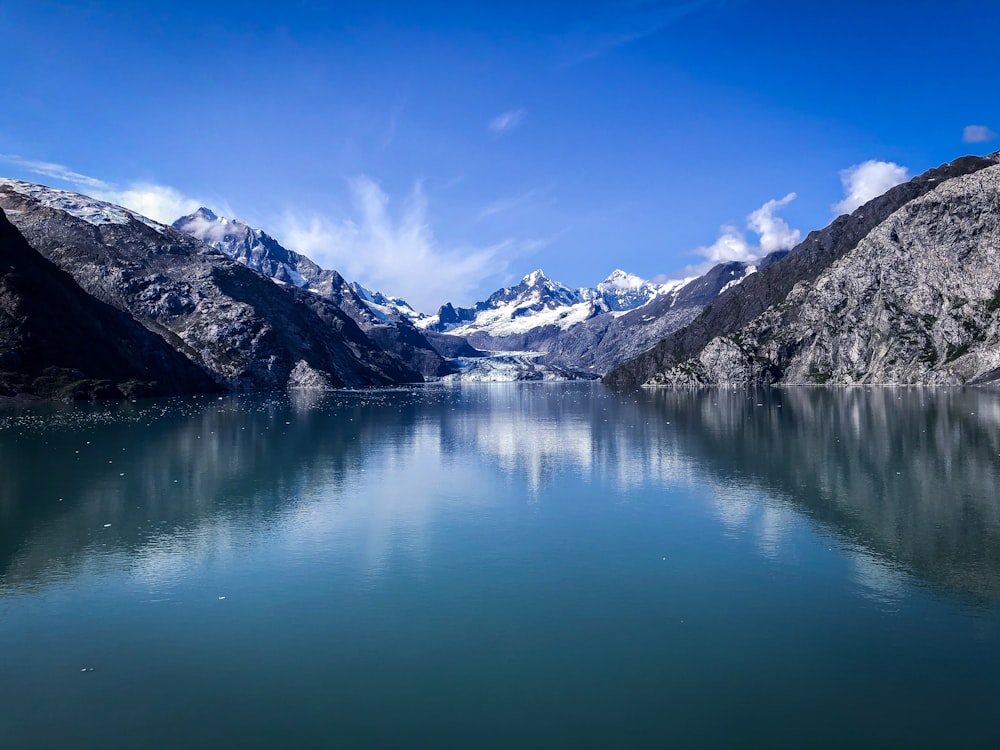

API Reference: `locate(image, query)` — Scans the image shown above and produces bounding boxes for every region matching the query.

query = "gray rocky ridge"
[606,153,1000,387]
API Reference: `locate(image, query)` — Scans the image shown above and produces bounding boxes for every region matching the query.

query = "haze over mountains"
[2,150,1000,399]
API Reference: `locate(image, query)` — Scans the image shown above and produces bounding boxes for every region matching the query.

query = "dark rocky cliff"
[0,207,219,398]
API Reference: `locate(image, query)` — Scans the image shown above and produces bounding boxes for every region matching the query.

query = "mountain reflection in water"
[3,384,1000,750]
[2,385,999,604]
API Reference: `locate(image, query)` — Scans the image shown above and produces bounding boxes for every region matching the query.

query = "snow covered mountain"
[348,282,426,325]
[406,260,769,374]
[584,269,688,312]
[170,207,700,367]
[417,268,690,344]
[171,207,598,380]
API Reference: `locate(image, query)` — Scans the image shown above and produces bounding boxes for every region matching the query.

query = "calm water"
[2,384,999,749]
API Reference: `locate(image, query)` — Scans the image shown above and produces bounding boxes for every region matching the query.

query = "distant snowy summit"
[417,268,691,339]
[590,268,685,312]
[347,282,425,325]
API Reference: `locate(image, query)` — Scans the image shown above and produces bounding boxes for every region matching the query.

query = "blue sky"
[2,0,998,312]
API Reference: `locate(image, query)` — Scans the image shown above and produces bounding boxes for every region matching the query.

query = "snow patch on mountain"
[0,178,165,232]
[349,282,426,324]
[586,269,692,314]
[718,264,757,295]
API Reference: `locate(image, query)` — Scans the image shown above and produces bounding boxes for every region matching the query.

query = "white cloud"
[962,124,997,144]
[0,154,203,224]
[93,183,202,224]
[697,225,756,264]
[278,176,538,313]
[488,109,525,134]
[561,0,719,63]
[694,193,800,266]
[834,160,909,214]
[747,193,800,254]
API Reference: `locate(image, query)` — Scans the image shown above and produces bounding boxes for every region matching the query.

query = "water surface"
[2,384,999,749]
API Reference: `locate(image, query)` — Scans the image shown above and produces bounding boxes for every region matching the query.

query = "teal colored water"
[1,384,999,749]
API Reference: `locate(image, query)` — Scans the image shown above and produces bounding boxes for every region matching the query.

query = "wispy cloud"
[0,154,113,190]
[488,109,525,134]
[561,0,721,62]
[833,160,909,215]
[962,124,997,144]
[278,176,542,312]
[0,154,204,223]
[694,193,800,267]
[477,184,556,220]
[380,100,407,151]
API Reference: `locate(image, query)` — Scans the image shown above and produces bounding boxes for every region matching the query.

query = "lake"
[2,384,999,749]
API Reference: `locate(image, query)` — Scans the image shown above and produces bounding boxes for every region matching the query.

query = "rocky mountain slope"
[605,153,1000,387]
[540,259,773,374]
[0,180,421,392]
[0,207,219,399]
[173,208,454,377]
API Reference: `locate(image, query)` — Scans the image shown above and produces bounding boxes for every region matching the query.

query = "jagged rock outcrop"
[0,207,220,399]
[0,180,421,391]
[172,207,324,286]
[606,153,1000,387]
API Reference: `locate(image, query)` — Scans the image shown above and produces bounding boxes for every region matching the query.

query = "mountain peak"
[521,269,548,286]
[598,269,645,291]
[191,207,218,222]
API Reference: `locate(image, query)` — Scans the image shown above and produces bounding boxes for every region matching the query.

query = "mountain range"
[171,205,745,379]
[3,149,1000,399]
